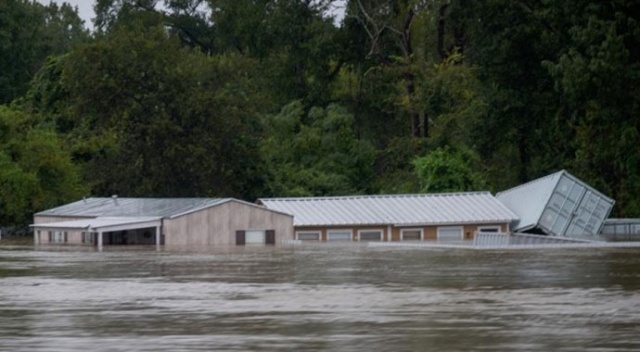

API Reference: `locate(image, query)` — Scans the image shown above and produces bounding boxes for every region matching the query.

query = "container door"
[566,191,611,237]
[540,174,585,236]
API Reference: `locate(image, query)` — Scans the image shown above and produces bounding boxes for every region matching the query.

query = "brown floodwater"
[1,243,639,351]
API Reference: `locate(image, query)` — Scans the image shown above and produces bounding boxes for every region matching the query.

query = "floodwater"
[1,244,640,352]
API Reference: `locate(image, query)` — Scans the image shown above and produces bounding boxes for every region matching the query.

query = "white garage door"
[245,230,266,244]
[327,231,352,241]
[437,227,463,241]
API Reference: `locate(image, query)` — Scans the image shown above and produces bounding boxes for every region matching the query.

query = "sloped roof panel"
[36,197,227,218]
[495,171,563,231]
[259,192,519,226]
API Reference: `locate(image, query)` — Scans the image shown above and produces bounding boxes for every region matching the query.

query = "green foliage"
[418,56,487,147]
[0,106,87,225]
[373,137,428,194]
[261,101,376,196]
[0,0,89,104]
[55,23,267,198]
[2,0,640,223]
[541,1,640,216]
[412,146,486,193]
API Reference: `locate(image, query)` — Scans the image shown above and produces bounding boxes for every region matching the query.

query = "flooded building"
[599,218,640,241]
[258,193,518,242]
[496,170,615,240]
[31,197,293,248]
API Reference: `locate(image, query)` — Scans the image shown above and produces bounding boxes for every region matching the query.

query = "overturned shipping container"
[496,170,614,240]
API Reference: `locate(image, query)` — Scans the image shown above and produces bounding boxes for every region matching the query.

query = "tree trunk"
[437,4,449,60]
[453,25,465,63]
[402,8,422,138]
[406,76,421,137]
[422,111,429,138]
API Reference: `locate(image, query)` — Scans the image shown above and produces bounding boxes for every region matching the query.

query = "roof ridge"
[84,196,222,200]
[260,191,492,202]
[35,197,228,217]
[496,170,565,197]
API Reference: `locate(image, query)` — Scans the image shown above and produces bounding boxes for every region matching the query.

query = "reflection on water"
[1,244,640,351]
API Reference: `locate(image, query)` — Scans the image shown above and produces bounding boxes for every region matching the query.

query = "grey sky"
[36,0,95,27]
[36,0,346,29]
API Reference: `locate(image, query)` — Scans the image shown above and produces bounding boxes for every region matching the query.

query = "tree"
[0,0,89,104]
[41,22,268,198]
[347,0,427,137]
[412,146,486,193]
[451,0,574,190]
[94,0,343,108]
[261,101,376,196]
[544,0,640,216]
[0,106,86,226]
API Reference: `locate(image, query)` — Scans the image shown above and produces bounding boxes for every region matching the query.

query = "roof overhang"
[30,217,162,233]
[394,220,514,227]
[293,219,514,227]
[168,198,294,219]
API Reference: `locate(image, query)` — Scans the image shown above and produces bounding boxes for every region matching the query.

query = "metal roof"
[259,192,519,227]
[36,197,228,218]
[30,217,161,232]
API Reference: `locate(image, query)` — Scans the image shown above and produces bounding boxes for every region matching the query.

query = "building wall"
[294,223,509,242]
[164,201,294,246]
[35,229,86,245]
[33,215,94,245]
[294,225,393,241]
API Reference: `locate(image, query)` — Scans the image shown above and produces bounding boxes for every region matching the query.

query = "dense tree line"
[1,0,639,227]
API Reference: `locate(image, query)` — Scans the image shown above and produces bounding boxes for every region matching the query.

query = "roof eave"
[168,198,294,219]
[294,219,517,227]
[394,219,516,227]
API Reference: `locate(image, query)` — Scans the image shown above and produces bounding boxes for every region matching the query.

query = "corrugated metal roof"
[495,171,563,231]
[36,197,228,218]
[259,192,519,227]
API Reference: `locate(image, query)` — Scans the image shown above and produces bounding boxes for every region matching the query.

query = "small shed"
[32,197,293,248]
[599,219,640,241]
[259,192,518,242]
[496,170,614,239]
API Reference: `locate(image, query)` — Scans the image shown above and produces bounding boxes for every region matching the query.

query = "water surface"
[1,244,639,351]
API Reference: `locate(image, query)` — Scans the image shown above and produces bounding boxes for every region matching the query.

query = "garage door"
[358,230,382,241]
[297,231,320,241]
[327,231,352,241]
[437,227,463,241]
[245,230,266,244]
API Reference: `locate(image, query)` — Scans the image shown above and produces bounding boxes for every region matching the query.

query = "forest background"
[1,0,639,229]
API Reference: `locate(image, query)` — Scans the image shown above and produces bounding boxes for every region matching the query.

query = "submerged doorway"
[235,230,276,245]
[245,230,265,244]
